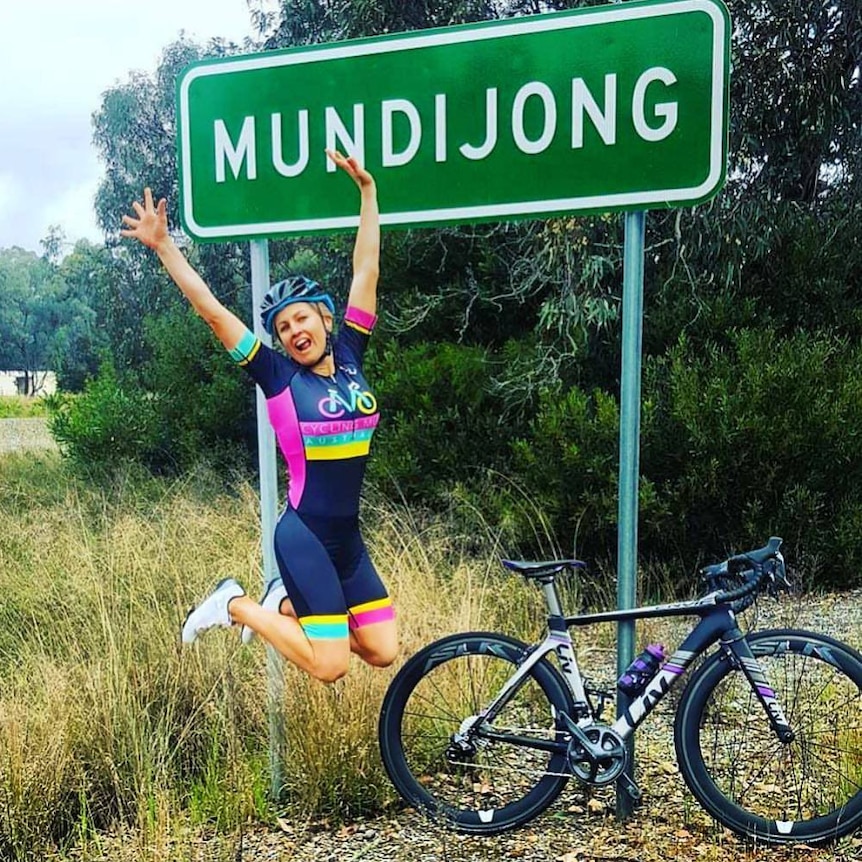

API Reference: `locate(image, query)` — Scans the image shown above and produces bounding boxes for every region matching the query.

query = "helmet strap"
[315,303,334,358]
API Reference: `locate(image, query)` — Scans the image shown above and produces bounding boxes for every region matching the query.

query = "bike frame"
[472,578,793,754]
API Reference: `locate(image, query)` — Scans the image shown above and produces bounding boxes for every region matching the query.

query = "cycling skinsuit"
[228,305,394,641]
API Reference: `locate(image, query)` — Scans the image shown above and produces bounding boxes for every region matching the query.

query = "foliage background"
[2,0,859,588]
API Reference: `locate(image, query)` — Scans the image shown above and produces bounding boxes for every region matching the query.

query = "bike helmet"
[260,275,336,336]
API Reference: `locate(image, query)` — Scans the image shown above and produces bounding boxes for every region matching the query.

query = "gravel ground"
[0,417,57,452]
[59,589,862,862]
[7,417,854,861]
[236,590,862,862]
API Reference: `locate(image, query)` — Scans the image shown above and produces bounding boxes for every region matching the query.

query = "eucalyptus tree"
[91,37,252,370]
[0,246,96,394]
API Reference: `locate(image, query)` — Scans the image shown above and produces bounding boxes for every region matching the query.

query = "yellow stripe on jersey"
[305,441,371,460]
[238,338,261,366]
[345,320,372,336]
[350,597,392,615]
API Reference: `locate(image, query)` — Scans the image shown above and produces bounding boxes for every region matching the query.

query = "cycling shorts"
[273,508,394,641]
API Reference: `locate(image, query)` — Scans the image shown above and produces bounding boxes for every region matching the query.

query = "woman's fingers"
[121,188,168,247]
[326,148,358,174]
[128,193,166,222]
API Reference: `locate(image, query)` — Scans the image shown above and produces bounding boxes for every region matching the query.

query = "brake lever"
[765,556,793,597]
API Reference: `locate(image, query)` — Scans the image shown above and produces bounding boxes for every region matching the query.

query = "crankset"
[561,716,627,786]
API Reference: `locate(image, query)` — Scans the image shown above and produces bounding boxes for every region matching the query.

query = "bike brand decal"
[800,640,842,669]
[620,669,674,728]
[423,640,514,674]
[742,656,790,727]
[555,643,575,676]
[616,649,696,732]
[762,637,844,670]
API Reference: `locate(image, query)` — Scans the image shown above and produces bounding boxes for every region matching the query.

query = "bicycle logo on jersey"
[318,382,377,418]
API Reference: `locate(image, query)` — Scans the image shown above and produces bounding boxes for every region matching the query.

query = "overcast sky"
[0,0,275,255]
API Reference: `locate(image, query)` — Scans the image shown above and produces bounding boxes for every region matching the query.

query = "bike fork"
[723,633,795,743]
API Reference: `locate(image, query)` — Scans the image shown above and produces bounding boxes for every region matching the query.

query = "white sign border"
[179,0,728,239]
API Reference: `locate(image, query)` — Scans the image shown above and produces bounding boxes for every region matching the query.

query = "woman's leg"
[244,592,394,665]
[228,596,349,682]
[231,509,352,682]
[340,541,398,669]
[350,617,399,668]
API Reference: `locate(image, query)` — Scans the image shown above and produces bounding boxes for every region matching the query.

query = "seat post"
[538,577,565,618]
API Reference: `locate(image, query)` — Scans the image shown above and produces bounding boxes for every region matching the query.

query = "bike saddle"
[501,558,586,579]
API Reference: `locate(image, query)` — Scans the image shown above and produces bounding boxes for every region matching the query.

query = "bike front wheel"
[378,632,574,834]
[675,628,862,844]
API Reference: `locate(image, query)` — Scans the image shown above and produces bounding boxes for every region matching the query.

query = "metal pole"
[615,210,646,819]
[249,239,285,800]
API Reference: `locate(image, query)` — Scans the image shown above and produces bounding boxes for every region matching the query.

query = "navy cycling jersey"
[229,306,379,518]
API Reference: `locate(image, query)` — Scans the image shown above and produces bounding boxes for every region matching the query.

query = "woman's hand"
[120,187,169,250]
[326,149,375,191]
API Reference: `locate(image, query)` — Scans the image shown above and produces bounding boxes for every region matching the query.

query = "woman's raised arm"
[326,150,379,317]
[121,187,247,350]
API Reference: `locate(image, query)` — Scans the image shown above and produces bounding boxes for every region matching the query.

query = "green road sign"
[177,0,729,241]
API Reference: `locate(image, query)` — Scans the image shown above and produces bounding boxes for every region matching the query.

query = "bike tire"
[378,631,574,834]
[675,628,862,844]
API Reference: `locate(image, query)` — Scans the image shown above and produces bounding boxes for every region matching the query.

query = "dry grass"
[0,454,544,860]
[0,455,268,859]
[2,453,859,861]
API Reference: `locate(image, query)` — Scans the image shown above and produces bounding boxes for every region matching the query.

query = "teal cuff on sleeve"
[229,329,258,363]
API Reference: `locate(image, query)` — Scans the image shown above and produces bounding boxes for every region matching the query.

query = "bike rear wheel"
[378,632,574,834]
[675,628,862,844]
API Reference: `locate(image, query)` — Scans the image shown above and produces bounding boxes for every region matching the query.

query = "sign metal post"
[249,239,285,798]
[616,210,646,817]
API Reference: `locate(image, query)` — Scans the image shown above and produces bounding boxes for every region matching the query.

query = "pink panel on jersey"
[267,387,305,509]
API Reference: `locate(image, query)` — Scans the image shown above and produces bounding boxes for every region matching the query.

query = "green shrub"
[640,329,862,586]
[367,341,517,501]
[434,328,862,591]
[46,307,255,478]
[140,306,254,475]
[47,361,164,475]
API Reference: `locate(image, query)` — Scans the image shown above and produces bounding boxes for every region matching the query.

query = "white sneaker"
[181,578,245,644]
[240,577,288,645]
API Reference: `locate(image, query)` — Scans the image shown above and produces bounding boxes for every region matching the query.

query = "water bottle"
[617,644,666,696]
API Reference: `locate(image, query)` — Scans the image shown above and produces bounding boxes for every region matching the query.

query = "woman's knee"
[354,633,399,668]
[365,652,396,669]
[307,648,350,683]
[311,663,349,683]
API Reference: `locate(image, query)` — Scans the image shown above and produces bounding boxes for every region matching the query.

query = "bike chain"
[448,724,575,780]
[445,758,574,780]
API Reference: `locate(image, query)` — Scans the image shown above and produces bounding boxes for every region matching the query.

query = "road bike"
[378,538,862,844]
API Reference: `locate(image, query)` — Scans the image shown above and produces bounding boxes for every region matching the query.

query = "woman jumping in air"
[121,150,397,683]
